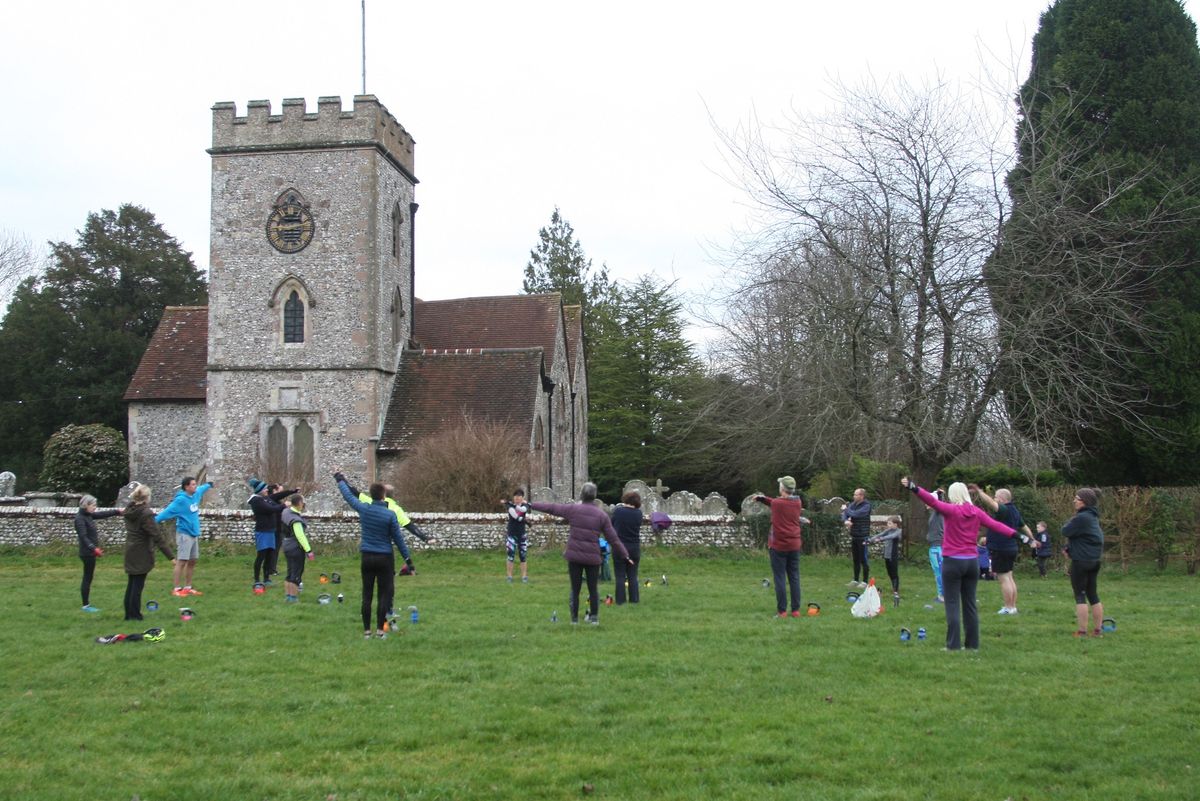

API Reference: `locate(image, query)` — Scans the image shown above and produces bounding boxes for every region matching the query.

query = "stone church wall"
[126,401,207,501]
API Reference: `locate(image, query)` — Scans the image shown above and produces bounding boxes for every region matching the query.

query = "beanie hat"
[777,475,797,491]
[248,477,267,494]
[1075,487,1098,507]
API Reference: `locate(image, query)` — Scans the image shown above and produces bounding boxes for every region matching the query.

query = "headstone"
[529,486,561,504]
[623,480,655,512]
[700,492,730,515]
[741,494,768,515]
[0,471,15,496]
[663,490,701,516]
[115,482,141,507]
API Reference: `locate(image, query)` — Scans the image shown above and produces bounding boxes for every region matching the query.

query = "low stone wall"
[0,507,748,550]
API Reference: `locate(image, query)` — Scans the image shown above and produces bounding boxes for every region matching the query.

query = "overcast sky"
[3,1,1196,327]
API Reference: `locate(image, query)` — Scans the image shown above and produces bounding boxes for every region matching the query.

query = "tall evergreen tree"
[587,275,703,498]
[522,207,613,317]
[0,205,207,489]
[993,0,1200,484]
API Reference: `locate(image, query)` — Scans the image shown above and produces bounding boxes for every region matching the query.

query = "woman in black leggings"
[75,494,121,612]
[1062,488,1105,637]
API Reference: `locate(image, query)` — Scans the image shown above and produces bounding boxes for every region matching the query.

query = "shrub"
[392,418,531,512]
[937,464,1063,489]
[38,424,128,504]
[807,455,907,502]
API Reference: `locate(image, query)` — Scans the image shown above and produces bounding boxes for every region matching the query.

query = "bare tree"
[0,230,44,310]
[705,75,1187,494]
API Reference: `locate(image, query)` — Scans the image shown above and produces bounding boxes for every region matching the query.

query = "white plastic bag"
[850,583,882,618]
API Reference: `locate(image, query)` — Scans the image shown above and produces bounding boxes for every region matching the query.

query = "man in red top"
[754,475,807,617]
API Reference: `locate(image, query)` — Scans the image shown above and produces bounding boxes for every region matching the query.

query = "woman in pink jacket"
[902,478,1018,650]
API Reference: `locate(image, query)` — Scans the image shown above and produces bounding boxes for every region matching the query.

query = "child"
[501,489,531,583]
[977,536,995,580]
[868,516,903,601]
[1033,521,1053,577]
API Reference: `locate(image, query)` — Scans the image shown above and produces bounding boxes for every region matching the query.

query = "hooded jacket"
[123,502,175,575]
[1062,505,1104,561]
[154,483,212,537]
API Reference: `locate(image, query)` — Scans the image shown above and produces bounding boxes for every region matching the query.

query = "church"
[123,96,588,505]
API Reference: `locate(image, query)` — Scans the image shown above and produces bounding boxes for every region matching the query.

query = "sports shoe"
[1008,608,1018,615]
[777,611,788,618]
[172,588,188,597]
[845,580,860,589]
[507,576,513,583]
[997,607,1011,615]
[364,632,372,639]
[790,610,803,618]
[1073,630,1088,638]
[521,576,529,584]
[1091,628,1103,638]
[376,630,387,639]
[858,581,868,590]
[185,587,203,596]
[936,595,945,603]
[263,580,273,586]
[81,604,100,613]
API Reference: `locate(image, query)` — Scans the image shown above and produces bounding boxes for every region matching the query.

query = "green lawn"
[1,547,1196,801]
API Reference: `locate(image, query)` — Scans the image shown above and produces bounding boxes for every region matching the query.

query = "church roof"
[563,304,583,379]
[378,348,544,451]
[413,294,563,371]
[123,306,208,402]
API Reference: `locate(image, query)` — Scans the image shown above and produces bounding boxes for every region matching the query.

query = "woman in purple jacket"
[531,482,632,625]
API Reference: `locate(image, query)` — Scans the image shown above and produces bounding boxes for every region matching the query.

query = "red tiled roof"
[563,304,583,380]
[379,348,543,451]
[123,307,208,402]
[413,294,563,371]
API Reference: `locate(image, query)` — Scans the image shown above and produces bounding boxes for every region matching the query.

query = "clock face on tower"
[266,193,315,253]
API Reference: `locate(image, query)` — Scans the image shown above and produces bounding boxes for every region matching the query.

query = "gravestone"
[0,471,16,497]
[700,492,730,515]
[741,494,768,515]
[622,480,655,512]
[663,490,702,516]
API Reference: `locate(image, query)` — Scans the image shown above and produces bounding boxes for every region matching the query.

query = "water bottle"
[409,605,419,624]
[917,627,927,641]
[551,610,558,623]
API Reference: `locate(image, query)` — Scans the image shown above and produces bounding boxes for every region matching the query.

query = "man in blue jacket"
[334,472,412,639]
[156,476,213,597]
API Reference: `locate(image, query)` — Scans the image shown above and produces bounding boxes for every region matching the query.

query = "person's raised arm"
[969,484,998,512]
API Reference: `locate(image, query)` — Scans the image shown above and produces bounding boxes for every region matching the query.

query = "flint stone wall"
[0,506,747,549]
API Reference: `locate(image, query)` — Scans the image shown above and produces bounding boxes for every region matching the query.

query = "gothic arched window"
[284,290,305,343]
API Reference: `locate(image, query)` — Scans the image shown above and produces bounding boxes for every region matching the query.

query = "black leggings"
[851,537,870,582]
[883,555,899,593]
[567,561,600,622]
[80,555,97,606]
[254,548,275,583]
[1070,560,1101,605]
[361,552,395,631]
[613,545,640,604]
[124,573,147,621]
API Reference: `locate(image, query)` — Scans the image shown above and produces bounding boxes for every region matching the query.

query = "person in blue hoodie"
[155,476,213,597]
[334,472,411,639]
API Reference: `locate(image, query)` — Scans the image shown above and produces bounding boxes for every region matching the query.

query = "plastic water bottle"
[551,610,558,623]
[917,627,927,641]
[409,605,419,624]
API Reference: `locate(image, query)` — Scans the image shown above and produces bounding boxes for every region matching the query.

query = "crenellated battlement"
[210,95,415,179]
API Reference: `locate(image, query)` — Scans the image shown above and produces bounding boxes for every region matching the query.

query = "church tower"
[205,95,417,491]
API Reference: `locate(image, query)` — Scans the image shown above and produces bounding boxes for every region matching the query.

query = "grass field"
[1,546,1197,801]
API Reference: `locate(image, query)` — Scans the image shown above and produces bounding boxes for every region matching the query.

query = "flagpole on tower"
[361,0,367,95]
